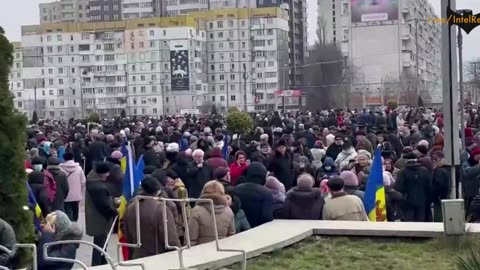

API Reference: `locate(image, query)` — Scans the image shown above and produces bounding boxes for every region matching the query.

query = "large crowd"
[2,107,480,269]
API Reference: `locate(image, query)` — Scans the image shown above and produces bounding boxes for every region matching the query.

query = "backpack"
[43,170,57,204]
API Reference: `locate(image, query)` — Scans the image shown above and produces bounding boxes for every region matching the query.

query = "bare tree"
[465,59,480,85]
[303,42,350,110]
[316,15,328,46]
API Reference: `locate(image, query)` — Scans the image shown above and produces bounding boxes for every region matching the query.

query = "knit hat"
[94,162,111,175]
[111,150,123,160]
[357,150,371,160]
[48,157,60,166]
[471,147,480,158]
[418,140,429,148]
[52,211,72,239]
[166,142,180,152]
[265,176,286,194]
[214,166,229,180]
[327,177,345,192]
[296,173,314,190]
[340,171,358,187]
[416,145,429,155]
[276,139,287,147]
[141,176,162,194]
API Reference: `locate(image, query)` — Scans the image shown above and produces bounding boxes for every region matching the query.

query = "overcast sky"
[1,0,479,61]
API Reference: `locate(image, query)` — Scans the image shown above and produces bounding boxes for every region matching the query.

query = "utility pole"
[243,64,248,112]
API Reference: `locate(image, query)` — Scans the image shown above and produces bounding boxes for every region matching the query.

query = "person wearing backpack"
[59,152,86,222]
[47,157,69,212]
[31,157,57,213]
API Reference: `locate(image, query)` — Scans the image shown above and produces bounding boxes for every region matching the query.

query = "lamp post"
[457,9,471,151]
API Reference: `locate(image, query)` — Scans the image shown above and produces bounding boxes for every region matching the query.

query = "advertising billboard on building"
[170,50,189,91]
[351,0,398,23]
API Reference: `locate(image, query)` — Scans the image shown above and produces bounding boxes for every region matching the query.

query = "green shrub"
[226,109,253,135]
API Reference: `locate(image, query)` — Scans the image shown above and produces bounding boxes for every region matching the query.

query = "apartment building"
[122,0,165,19]
[15,8,288,118]
[39,0,89,24]
[165,0,256,16]
[88,0,123,21]
[319,0,441,106]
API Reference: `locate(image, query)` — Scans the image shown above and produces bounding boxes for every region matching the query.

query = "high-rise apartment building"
[121,0,165,19]
[88,0,122,21]
[39,0,89,24]
[318,0,441,106]
[14,8,289,118]
[165,0,256,16]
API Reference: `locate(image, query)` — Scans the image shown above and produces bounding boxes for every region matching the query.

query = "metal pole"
[415,19,420,99]
[226,78,229,109]
[80,84,84,119]
[458,24,465,151]
[441,0,460,199]
[243,65,248,112]
[282,64,287,112]
[161,80,165,116]
[34,84,37,114]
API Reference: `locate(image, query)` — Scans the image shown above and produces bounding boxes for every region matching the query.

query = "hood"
[245,162,268,184]
[42,141,52,155]
[323,157,335,167]
[59,160,81,173]
[209,147,223,158]
[196,193,228,214]
[58,222,83,241]
[286,188,322,207]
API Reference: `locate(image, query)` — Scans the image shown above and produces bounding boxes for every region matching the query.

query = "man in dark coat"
[85,162,118,266]
[138,137,161,168]
[233,162,273,228]
[186,149,213,200]
[0,218,16,269]
[267,140,294,190]
[431,151,451,222]
[87,134,109,172]
[46,157,69,212]
[395,153,433,222]
[325,135,343,160]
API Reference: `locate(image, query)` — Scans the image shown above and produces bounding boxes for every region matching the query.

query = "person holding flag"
[363,147,388,222]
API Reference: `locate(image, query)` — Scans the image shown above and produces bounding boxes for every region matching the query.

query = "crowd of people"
[2,106,480,269]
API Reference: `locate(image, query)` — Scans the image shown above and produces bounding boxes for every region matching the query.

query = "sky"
[0,0,479,61]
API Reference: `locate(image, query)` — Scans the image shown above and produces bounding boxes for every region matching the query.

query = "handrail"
[134,195,247,270]
[0,243,37,270]
[44,240,112,269]
[103,215,119,251]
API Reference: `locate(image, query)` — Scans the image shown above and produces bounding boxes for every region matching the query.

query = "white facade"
[165,0,256,16]
[40,0,89,24]
[122,0,155,19]
[318,0,441,105]
[13,8,288,118]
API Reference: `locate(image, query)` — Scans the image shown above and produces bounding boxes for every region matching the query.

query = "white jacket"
[335,148,357,171]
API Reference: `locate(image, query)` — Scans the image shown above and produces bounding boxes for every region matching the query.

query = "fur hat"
[357,150,371,160]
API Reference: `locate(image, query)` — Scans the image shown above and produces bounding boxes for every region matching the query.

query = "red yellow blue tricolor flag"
[27,182,44,231]
[363,147,387,222]
[117,142,144,260]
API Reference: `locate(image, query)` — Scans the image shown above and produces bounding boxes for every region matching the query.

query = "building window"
[217,21,223,28]
[59,89,64,95]
[17,101,22,108]
[230,95,236,101]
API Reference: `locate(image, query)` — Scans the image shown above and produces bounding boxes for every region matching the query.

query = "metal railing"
[0,243,37,270]
[132,195,247,270]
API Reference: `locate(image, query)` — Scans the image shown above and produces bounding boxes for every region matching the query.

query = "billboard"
[170,50,189,91]
[351,0,398,23]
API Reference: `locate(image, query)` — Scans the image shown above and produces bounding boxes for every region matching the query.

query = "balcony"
[401,25,412,40]
[402,52,412,67]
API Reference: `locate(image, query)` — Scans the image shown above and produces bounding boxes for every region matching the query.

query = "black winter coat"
[326,144,342,161]
[47,167,69,212]
[186,163,213,199]
[283,188,324,220]
[267,153,294,190]
[28,172,51,217]
[37,228,82,270]
[432,165,451,204]
[396,163,433,207]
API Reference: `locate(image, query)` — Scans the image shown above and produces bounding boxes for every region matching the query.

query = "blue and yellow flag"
[363,147,387,222]
[27,183,43,231]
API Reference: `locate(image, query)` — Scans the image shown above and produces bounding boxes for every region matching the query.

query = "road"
[75,203,119,268]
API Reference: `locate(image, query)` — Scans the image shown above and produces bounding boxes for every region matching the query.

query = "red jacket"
[229,162,248,186]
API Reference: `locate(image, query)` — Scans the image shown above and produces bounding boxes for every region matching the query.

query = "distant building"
[14,7,289,119]
[318,0,441,107]
[39,0,89,24]
[88,0,123,21]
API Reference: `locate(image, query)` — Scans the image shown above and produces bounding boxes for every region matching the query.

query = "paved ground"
[75,203,119,268]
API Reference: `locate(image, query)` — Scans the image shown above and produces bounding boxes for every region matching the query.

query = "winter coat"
[283,187,324,220]
[0,218,16,269]
[28,172,52,217]
[206,148,228,171]
[463,157,480,208]
[186,163,213,199]
[326,143,342,160]
[417,155,434,173]
[87,140,108,165]
[322,192,369,221]
[335,148,357,171]
[85,171,118,237]
[271,190,285,218]
[234,209,251,233]
[188,193,236,246]
[385,187,403,222]
[59,160,86,202]
[395,162,433,222]
[233,162,274,228]
[432,164,451,204]
[104,158,124,198]
[310,148,326,170]
[47,166,69,212]
[229,162,248,186]
[267,152,294,190]
[37,224,83,270]
[124,196,180,259]
[140,147,161,168]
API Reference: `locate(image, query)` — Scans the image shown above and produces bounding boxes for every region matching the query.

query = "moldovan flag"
[27,182,43,231]
[363,147,387,222]
[117,142,143,260]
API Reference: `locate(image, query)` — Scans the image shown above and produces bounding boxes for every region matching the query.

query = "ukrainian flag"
[363,147,387,222]
[117,142,144,260]
[27,183,43,231]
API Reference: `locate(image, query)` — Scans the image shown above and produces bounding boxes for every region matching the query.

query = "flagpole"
[127,143,135,197]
